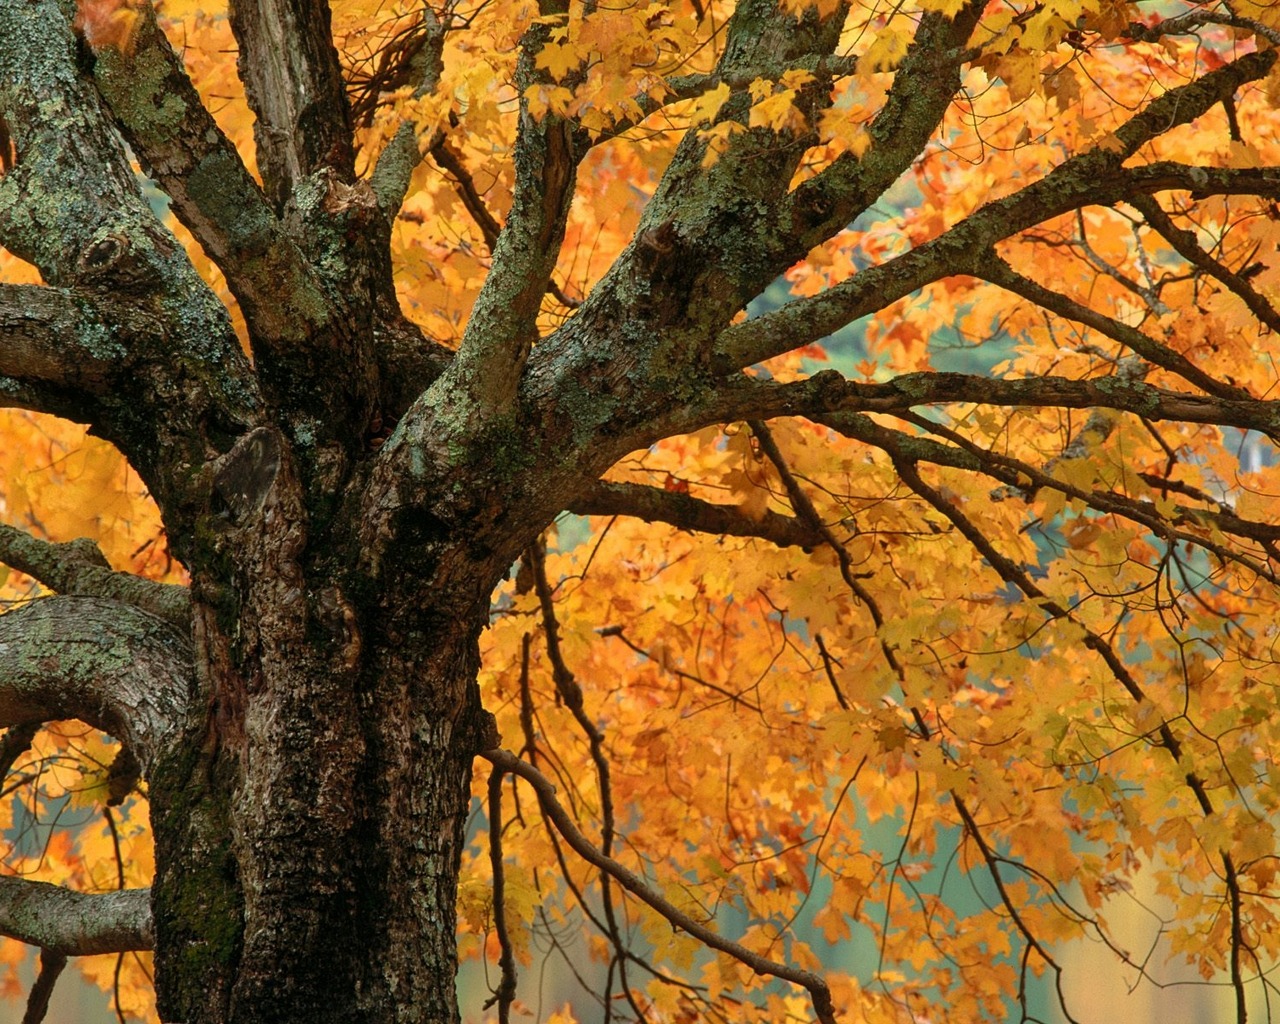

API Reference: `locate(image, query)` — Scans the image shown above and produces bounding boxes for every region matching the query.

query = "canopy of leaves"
[2,0,1280,1019]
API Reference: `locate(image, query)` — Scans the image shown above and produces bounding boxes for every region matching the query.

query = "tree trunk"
[148,431,504,1024]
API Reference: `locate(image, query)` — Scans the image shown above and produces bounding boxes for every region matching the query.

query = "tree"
[0,0,1279,1018]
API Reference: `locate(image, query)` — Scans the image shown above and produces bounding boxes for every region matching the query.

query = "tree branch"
[0,597,192,775]
[480,748,837,1024]
[445,20,586,420]
[226,0,356,210]
[0,521,189,627]
[782,3,985,250]
[715,50,1278,370]
[822,409,1278,584]
[0,876,151,955]
[695,370,1280,441]
[1129,193,1280,337]
[0,0,261,522]
[20,947,66,1024]
[368,11,447,217]
[0,285,129,401]
[566,480,823,549]
[977,253,1251,401]
[85,4,337,357]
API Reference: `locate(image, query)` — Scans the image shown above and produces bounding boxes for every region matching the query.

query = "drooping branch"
[1129,194,1280,337]
[0,597,192,775]
[480,748,838,1024]
[0,876,151,955]
[566,480,823,549]
[715,50,1278,370]
[819,408,1279,583]
[0,521,189,627]
[226,0,356,210]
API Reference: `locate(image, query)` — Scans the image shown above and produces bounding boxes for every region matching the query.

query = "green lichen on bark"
[150,742,243,1022]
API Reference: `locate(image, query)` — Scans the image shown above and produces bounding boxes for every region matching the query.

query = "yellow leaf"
[535,40,584,83]
[863,27,913,72]
[688,81,732,125]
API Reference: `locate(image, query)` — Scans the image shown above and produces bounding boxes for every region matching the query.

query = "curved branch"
[480,748,837,1024]
[0,597,192,775]
[0,876,151,955]
[567,480,823,549]
[0,0,261,516]
[0,521,189,628]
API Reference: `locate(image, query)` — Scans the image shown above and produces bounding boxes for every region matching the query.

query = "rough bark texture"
[0,0,1277,1019]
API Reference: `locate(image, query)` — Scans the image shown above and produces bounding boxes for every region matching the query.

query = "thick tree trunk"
[147,431,503,1024]
[151,597,490,1024]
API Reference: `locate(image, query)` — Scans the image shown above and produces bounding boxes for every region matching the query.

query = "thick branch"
[481,749,837,1024]
[716,51,1278,369]
[0,522,189,627]
[0,597,192,774]
[0,876,151,955]
[87,6,337,354]
[567,479,823,549]
[227,0,355,210]
[445,23,585,420]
